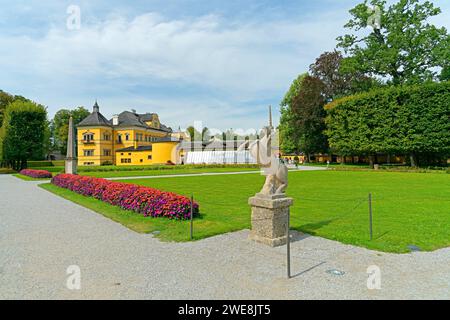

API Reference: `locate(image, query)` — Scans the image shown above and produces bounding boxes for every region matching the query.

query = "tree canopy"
[0,90,32,128]
[51,107,90,155]
[279,73,308,154]
[0,100,48,170]
[279,73,329,157]
[337,0,449,84]
[309,50,380,100]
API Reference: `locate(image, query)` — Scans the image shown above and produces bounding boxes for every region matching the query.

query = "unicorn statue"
[238,106,288,196]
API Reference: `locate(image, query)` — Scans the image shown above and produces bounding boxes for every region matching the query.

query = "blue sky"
[0,0,449,133]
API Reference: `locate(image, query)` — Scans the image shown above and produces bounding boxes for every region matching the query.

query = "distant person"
[293,157,299,170]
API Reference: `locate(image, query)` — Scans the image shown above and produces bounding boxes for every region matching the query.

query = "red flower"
[51,174,199,220]
[20,169,52,178]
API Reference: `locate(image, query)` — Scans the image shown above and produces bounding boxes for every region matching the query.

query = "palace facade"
[77,102,180,166]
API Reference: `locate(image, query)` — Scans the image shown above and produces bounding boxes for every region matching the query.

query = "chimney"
[112,114,119,126]
[93,100,100,113]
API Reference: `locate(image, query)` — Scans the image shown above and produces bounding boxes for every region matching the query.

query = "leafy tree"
[281,73,308,107]
[1,100,48,170]
[279,74,329,159]
[291,76,328,161]
[279,104,298,154]
[186,126,210,141]
[440,66,450,82]
[52,107,90,155]
[309,50,380,100]
[337,0,449,85]
[0,90,32,128]
[279,73,308,154]
[0,91,14,128]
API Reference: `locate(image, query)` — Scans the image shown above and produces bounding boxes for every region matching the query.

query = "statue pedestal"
[248,194,293,247]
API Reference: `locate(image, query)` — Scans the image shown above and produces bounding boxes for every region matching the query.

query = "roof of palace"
[113,111,170,132]
[116,145,153,152]
[77,102,172,133]
[77,102,112,127]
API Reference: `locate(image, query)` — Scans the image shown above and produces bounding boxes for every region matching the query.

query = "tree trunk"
[341,155,346,164]
[368,155,375,169]
[21,159,27,170]
[410,153,418,168]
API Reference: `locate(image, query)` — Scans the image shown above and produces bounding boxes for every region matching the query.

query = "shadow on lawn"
[297,219,336,236]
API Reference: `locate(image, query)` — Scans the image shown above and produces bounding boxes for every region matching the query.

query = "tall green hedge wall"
[325,82,450,160]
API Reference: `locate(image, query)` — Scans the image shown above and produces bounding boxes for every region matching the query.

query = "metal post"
[369,193,373,241]
[287,210,291,279]
[190,195,194,240]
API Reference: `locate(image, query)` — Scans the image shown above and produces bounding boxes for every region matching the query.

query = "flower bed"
[20,169,52,178]
[51,174,199,220]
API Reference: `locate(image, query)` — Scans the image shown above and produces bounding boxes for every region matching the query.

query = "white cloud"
[1,2,448,130]
[1,10,346,92]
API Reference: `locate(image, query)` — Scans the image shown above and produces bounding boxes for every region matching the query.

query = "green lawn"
[81,166,259,178]
[13,173,51,181]
[29,164,259,178]
[40,170,450,253]
[301,162,449,173]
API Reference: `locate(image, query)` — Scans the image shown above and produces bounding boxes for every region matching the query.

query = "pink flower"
[51,174,199,220]
[20,169,52,178]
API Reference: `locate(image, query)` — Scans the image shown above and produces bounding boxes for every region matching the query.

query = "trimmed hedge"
[27,160,65,167]
[0,168,16,174]
[20,169,52,178]
[51,174,199,220]
[325,82,450,158]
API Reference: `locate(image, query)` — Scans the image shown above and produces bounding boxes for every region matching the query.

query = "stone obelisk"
[269,105,273,129]
[65,116,77,174]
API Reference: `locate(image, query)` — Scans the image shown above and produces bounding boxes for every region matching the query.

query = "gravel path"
[1,174,449,299]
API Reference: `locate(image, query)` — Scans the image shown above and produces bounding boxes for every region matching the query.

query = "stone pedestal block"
[65,158,77,175]
[248,194,293,247]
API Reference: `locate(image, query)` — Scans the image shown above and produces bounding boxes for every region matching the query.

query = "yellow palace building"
[77,102,179,166]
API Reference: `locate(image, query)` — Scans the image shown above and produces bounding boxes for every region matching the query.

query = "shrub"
[20,169,52,178]
[1,100,48,171]
[0,168,16,174]
[51,174,199,220]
